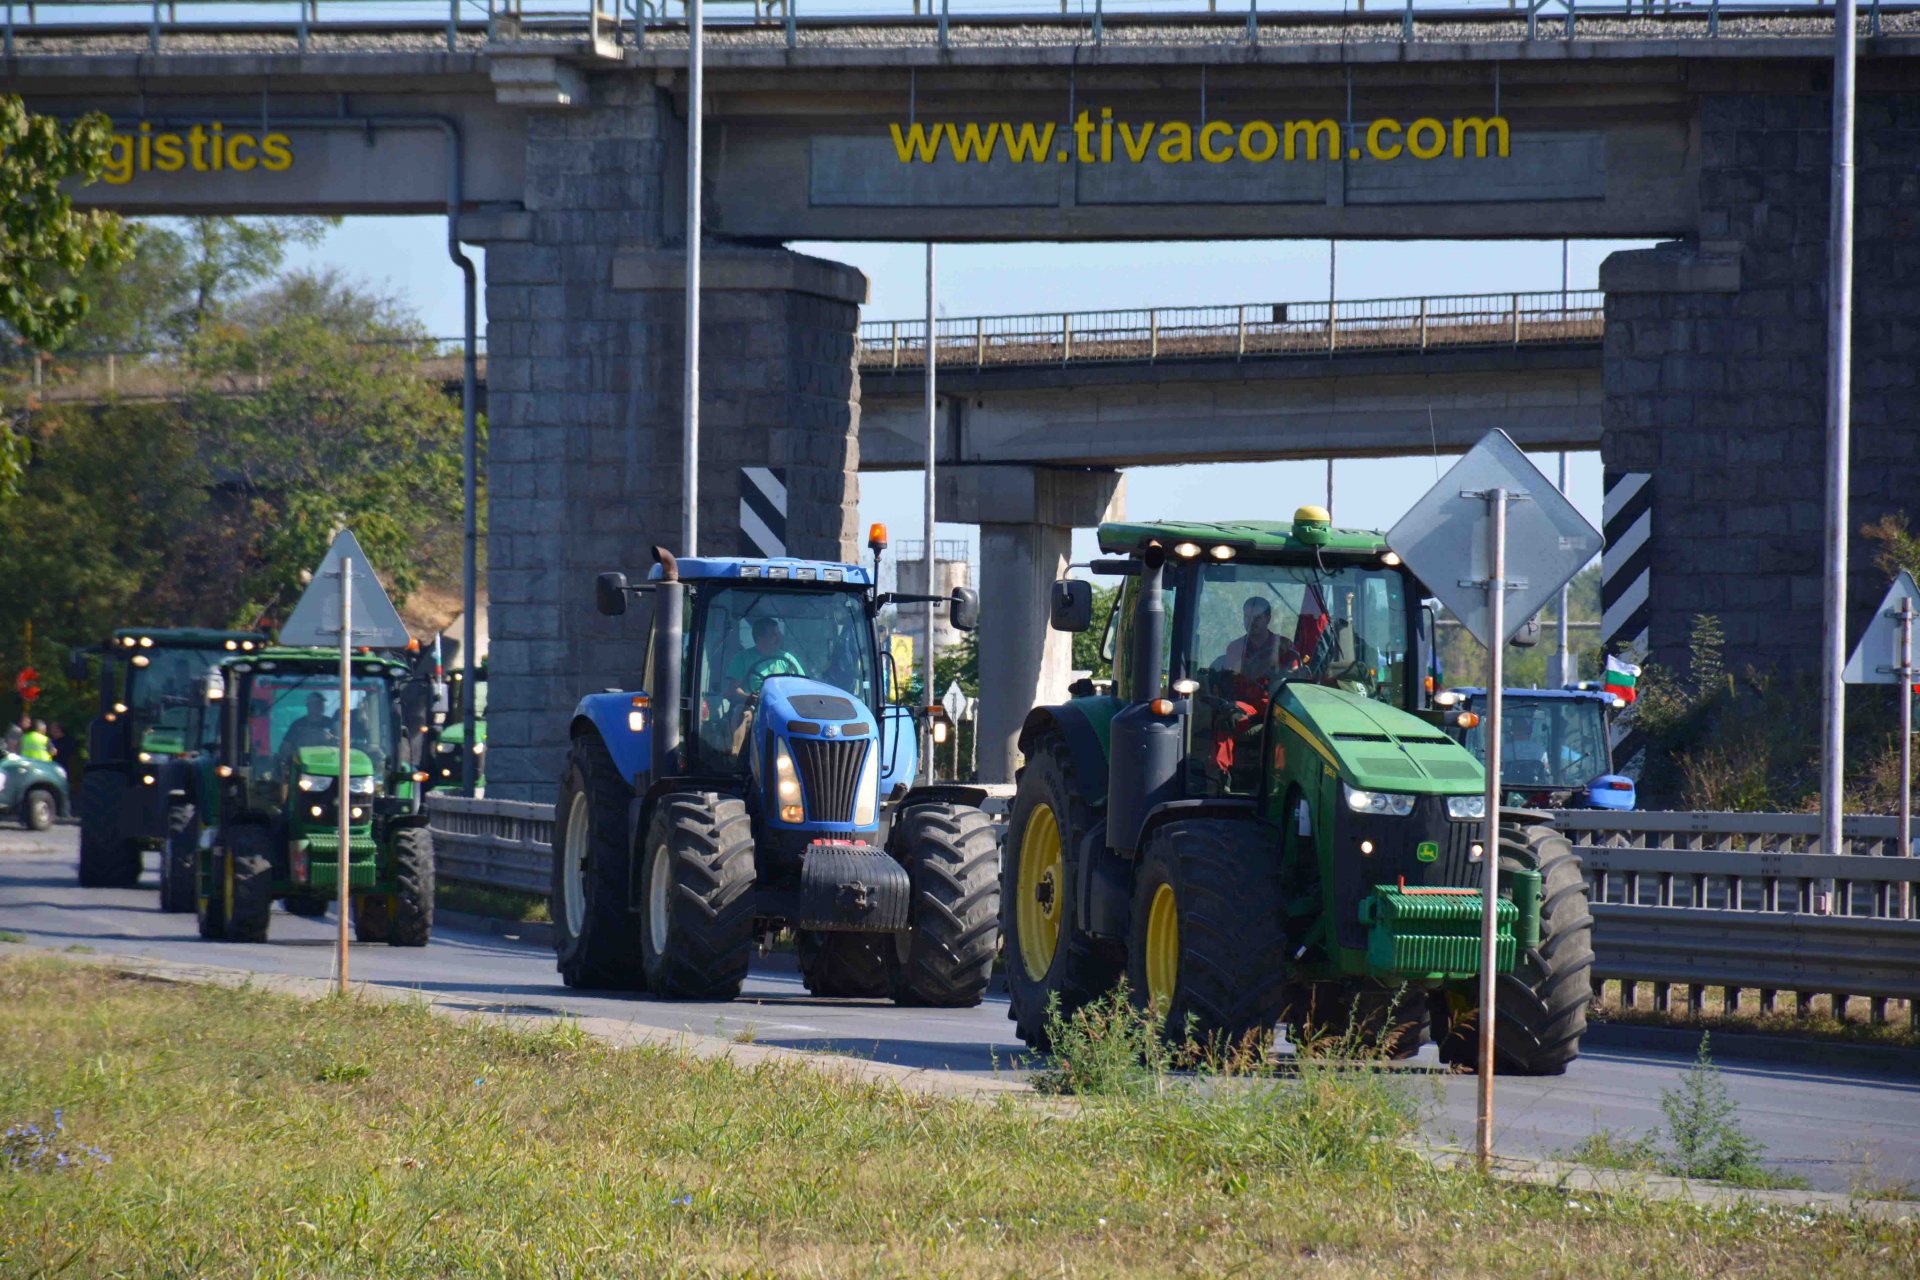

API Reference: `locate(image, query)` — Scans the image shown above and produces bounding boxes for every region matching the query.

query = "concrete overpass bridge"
[12,4,1920,794]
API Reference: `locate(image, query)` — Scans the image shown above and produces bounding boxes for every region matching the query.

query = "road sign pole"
[683,0,703,557]
[923,242,938,783]
[337,557,353,996]
[1476,487,1508,1170]
[1820,0,1858,866]
[1901,597,1913,918]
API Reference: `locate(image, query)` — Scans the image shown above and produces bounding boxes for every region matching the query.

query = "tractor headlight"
[345,775,375,795]
[470,742,484,756]
[297,773,333,793]
[1343,783,1415,817]
[853,742,878,827]
[773,738,803,822]
[1445,794,1487,821]
[434,742,457,754]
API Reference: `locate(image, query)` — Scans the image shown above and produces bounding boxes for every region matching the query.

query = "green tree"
[0,96,132,493]
[1072,582,1118,682]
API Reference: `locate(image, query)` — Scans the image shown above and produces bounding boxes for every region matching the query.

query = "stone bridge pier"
[1599,90,1920,679]
[468,79,868,801]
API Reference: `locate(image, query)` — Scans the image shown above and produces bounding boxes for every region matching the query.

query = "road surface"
[3,826,1914,1195]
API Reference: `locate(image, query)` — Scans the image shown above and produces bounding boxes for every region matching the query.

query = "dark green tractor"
[178,648,434,945]
[66,627,268,905]
[423,661,485,792]
[1005,509,1593,1074]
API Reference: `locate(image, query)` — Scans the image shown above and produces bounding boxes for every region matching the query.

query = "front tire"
[284,895,329,918]
[78,770,141,888]
[550,734,646,990]
[388,826,434,946]
[352,895,392,943]
[160,801,199,913]
[1126,817,1289,1049]
[222,825,275,943]
[194,843,227,940]
[638,792,755,1000]
[20,787,55,833]
[1003,731,1124,1049]
[890,803,1000,1008]
[1434,813,1594,1076]
[797,931,892,999]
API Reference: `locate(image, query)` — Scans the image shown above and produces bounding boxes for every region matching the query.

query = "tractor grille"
[789,738,867,823]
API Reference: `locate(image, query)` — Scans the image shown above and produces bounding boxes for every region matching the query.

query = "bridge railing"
[4,334,485,404]
[427,793,1919,1029]
[857,288,1603,373]
[8,1,1915,58]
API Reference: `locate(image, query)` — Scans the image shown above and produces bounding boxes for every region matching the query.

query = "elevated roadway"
[4,826,1918,1196]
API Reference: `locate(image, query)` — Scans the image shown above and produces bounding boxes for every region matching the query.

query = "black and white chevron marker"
[1601,470,1652,659]
[738,467,789,559]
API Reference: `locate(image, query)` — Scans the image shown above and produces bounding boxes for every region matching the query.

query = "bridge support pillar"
[472,80,869,801]
[939,467,1123,784]
[1599,91,1920,680]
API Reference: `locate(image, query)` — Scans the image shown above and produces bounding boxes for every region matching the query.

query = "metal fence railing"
[7,336,485,405]
[8,2,1916,58]
[428,794,1919,1029]
[857,290,1604,374]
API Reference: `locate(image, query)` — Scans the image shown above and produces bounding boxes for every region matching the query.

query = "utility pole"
[1555,452,1572,687]
[1821,0,1858,858]
[924,243,938,781]
[682,0,705,556]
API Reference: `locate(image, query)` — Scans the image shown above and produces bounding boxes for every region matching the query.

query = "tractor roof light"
[1172,542,1201,559]
[138,636,153,648]
[1208,544,1236,561]
[1381,550,1402,566]
[868,522,889,552]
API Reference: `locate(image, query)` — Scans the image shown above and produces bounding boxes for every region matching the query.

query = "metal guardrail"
[7,2,1916,59]
[428,795,1918,1025]
[858,289,1603,374]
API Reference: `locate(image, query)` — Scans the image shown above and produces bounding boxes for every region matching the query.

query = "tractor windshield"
[1464,697,1611,790]
[1192,560,1412,713]
[690,585,877,771]
[125,646,233,739]
[239,673,399,785]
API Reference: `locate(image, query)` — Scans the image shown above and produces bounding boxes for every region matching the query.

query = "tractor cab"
[1445,686,1635,811]
[179,649,434,945]
[425,661,487,791]
[66,626,268,893]
[554,541,999,1007]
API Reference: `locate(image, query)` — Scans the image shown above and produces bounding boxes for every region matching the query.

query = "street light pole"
[682,0,704,556]
[1820,0,1858,859]
[924,243,938,781]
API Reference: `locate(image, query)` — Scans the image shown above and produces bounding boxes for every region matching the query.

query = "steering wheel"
[742,654,803,694]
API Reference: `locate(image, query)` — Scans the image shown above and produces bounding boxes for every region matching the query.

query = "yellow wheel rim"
[1144,883,1179,1013]
[1016,803,1064,982]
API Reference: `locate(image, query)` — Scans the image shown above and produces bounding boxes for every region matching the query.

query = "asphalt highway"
[4,826,1916,1196]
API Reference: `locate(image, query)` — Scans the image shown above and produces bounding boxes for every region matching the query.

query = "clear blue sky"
[288,221,1644,562]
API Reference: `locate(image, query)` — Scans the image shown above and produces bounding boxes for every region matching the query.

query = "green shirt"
[723,648,805,696]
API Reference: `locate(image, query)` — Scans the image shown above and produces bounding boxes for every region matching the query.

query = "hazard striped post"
[1601,471,1652,770]
[738,467,788,558]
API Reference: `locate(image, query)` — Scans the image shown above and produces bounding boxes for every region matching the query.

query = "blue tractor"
[552,543,1001,1005]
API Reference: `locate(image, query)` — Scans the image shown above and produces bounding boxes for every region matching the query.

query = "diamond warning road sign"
[279,530,412,649]
[1387,430,1603,649]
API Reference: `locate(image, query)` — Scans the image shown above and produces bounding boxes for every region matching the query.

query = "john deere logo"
[1416,841,1439,863]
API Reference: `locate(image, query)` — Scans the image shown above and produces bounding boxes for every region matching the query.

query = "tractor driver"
[1211,597,1300,709]
[277,692,337,773]
[724,617,806,701]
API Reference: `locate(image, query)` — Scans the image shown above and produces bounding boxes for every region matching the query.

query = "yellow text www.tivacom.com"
[890,110,1510,165]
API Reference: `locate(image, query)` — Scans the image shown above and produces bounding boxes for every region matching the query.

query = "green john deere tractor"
[1004,509,1593,1074]
[178,647,434,945]
[423,661,485,792]
[66,627,269,903]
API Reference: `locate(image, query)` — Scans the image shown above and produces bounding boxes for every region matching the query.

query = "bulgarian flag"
[1604,654,1641,705]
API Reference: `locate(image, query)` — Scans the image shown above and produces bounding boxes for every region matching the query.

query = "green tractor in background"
[424,661,485,791]
[177,647,434,944]
[1006,510,1593,1074]
[66,627,268,903]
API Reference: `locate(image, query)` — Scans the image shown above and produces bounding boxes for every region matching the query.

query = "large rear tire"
[1126,817,1290,1049]
[550,734,646,990]
[78,770,141,888]
[1434,813,1594,1076]
[1003,730,1124,1049]
[388,826,434,947]
[890,803,1000,1008]
[223,824,275,943]
[797,930,892,999]
[160,801,199,913]
[638,792,755,1000]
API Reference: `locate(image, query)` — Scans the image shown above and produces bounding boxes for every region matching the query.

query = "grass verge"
[433,879,549,924]
[1592,980,1919,1050]
[0,956,1914,1278]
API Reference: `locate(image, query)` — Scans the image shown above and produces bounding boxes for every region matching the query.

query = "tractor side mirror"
[65,650,89,682]
[596,572,629,617]
[1511,615,1542,649]
[1050,579,1093,633]
[947,586,979,633]
[432,681,450,717]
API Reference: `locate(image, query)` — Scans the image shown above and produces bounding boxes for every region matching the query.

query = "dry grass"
[0,956,1914,1278]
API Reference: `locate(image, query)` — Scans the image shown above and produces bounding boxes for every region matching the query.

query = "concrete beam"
[1599,240,1743,294]
[611,244,869,305]
[937,465,1123,529]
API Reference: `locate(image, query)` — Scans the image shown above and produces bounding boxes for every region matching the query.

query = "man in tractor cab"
[1213,596,1301,705]
[724,617,806,700]
[277,693,336,769]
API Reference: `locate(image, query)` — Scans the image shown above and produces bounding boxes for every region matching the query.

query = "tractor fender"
[1016,700,1114,810]
[895,783,988,812]
[1134,797,1265,856]
[570,693,651,790]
